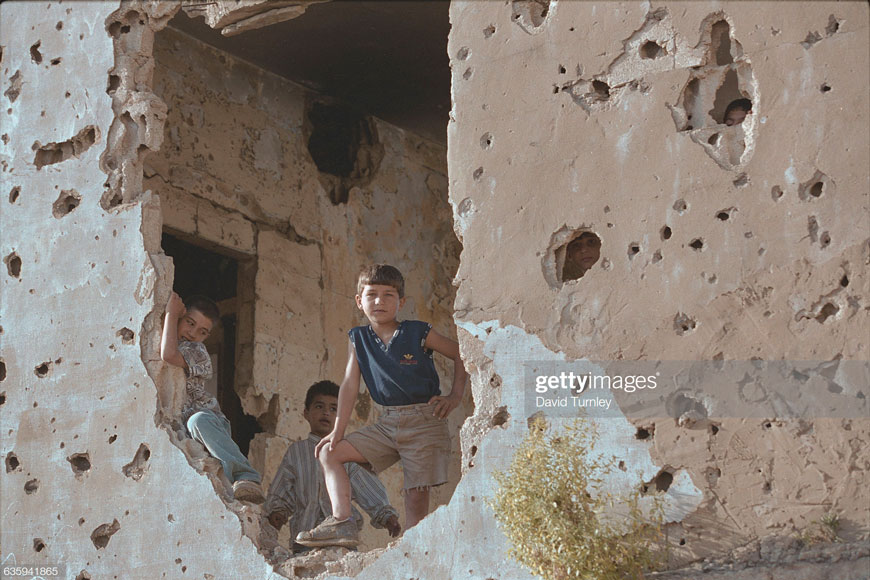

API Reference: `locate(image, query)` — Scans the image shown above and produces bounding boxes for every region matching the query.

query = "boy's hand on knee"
[428,394,461,419]
[314,429,343,458]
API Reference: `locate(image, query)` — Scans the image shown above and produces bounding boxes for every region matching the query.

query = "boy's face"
[725,108,748,126]
[177,308,213,343]
[356,284,405,325]
[304,394,338,437]
[567,235,601,271]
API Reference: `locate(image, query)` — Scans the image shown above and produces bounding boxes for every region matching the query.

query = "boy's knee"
[187,411,218,433]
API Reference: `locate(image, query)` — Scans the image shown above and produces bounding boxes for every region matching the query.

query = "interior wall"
[145,25,465,551]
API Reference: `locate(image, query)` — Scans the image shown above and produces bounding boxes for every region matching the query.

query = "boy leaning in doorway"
[160,291,265,503]
[296,264,468,548]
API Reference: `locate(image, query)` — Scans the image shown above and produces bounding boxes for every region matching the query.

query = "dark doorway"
[162,231,262,455]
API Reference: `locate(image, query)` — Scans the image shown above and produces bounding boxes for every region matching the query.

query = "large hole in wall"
[151,3,461,567]
[161,232,262,455]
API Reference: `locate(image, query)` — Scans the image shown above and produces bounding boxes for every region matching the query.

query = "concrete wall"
[3,1,869,579]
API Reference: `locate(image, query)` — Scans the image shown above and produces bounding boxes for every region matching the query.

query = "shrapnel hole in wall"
[9,186,20,203]
[306,101,383,204]
[67,452,91,476]
[33,125,98,170]
[640,40,664,60]
[30,40,42,64]
[4,251,22,277]
[90,519,120,549]
[52,189,81,218]
[711,20,733,65]
[24,478,39,494]
[122,443,151,481]
[6,452,21,472]
[33,538,46,553]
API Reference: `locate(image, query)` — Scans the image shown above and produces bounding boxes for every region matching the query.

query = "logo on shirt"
[400,353,418,365]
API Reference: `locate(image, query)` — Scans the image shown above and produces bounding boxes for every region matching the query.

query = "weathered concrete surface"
[1,2,278,578]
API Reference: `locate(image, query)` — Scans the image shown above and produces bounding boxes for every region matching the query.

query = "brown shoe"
[295,516,359,548]
[233,480,265,504]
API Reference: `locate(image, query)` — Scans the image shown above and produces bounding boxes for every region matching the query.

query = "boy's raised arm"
[160,291,188,370]
[424,329,469,419]
[315,339,361,455]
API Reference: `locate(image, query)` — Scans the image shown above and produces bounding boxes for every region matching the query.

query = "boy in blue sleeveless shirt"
[296,264,468,548]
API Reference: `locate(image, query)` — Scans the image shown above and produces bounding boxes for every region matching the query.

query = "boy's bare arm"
[424,329,469,419]
[315,340,361,456]
[160,291,188,370]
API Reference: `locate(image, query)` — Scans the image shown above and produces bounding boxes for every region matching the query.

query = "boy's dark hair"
[725,98,752,116]
[305,380,340,410]
[357,264,405,298]
[184,294,221,325]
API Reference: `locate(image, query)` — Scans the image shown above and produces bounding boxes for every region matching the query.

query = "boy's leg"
[187,411,261,484]
[295,440,368,548]
[318,440,368,520]
[404,488,430,529]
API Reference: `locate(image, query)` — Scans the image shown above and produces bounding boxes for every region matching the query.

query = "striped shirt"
[265,433,398,545]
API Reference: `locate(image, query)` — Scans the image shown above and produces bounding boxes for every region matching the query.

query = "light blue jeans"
[187,411,260,484]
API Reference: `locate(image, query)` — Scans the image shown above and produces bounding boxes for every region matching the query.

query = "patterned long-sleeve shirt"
[265,433,398,543]
[177,340,226,424]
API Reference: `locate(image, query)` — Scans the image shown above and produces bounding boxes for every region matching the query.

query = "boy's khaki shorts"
[345,402,450,491]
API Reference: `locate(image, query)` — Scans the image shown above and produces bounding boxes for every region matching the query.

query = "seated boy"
[724,97,752,126]
[160,291,265,503]
[296,264,468,548]
[264,380,400,550]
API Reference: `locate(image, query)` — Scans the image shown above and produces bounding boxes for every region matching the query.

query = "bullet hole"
[642,467,675,494]
[661,226,672,240]
[463,67,473,80]
[491,406,510,428]
[473,167,484,181]
[33,125,98,169]
[56,21,63,30]
[107,74,120,93]
[771,185,783,200]
[5,252,21,278]
[456,47,470,61]
[815,302,839,323]
[50,57,62,66]
[306,103,382,204]
[483,24,496,39]
[733,173,750,188]
[25,478,39,494]
[710,423,720,435]
[801,30,823,49]
[711,20,732,65]
[558,65,566,74]
[840,275,849,288]
[673,199,687,214]
[689,238,704,251]
[6,452,21,472]
[635,426,653,440]
[1,133,7,145]
[52,189,81,218]
[618,461,626,471]
[4,70,22,103]
[480,132,493,150]
[116,327,134,344]
[809,182,823,197]
[470,445,478,457]
[122,443,150,481]
[819,232,831,248]
[825,15,840,36]
[679,538,686,546]
[820,83,831,93]
[707,133,720,146]
[674,312,697,335]
[67,453,91,476]
[490,373,502,388]
[33,538,46,552]
[9,186,20,204]
[107,433,117,444]
[511,0,550,29]
[762,481,772,494]
[90,519,120,549]
[75,571,91,580]
[640,40,664,59]
[30,41,43,64]
[0,390,5,404]
[716,209,733,221]
[591,80,610,100]
[628,243,641,258]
